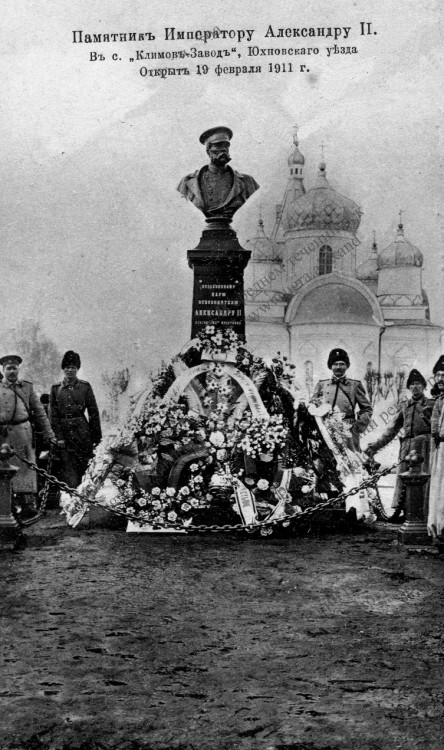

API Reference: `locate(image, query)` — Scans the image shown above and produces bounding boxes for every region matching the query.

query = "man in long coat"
[427,355,444,544]
[50,351,102,488]
[0,354,55,519]
[365,369,433,509]
[311,348,373,452]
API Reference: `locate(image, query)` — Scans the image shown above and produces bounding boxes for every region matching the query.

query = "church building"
[244,131,442,397]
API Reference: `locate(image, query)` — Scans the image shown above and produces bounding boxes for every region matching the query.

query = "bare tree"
[101,368,130,423]
[363,367,381,407]
[3,319,61,394]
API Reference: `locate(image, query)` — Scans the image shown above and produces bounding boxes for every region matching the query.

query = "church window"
[319,245,333,275]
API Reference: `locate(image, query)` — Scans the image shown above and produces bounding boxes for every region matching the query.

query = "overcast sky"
[1,0,443,399]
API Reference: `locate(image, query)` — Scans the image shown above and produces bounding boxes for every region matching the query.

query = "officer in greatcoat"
[0,354,56,519]
[50,351,102,488]
[311,348,373,452]
[365,369,433,510]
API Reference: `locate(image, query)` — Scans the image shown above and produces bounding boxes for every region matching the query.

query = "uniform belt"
[61,416,84,421]
[0,417,29,425]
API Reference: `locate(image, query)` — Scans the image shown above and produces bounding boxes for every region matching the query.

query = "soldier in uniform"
[365,369,433,510]
[427,356,444,544]
[0,354,56,520]
[311,348,373,452]
[50,351,102,488]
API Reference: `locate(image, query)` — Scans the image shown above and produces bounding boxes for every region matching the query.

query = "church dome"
[246,217,278,260]
[377,222,423,269]
[356,234,379,281]
[282,161,361,233]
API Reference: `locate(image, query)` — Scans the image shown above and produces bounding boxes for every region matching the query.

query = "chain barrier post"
[0,443,22,550]
[398,450,431,548]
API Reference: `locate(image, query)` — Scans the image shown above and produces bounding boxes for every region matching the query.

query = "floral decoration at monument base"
[60,326,374,536]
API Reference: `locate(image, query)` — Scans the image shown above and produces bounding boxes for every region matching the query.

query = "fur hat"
[327,348,350,369]
[406,369,426,388]
[433,355,444,375]
[61,350,81,370]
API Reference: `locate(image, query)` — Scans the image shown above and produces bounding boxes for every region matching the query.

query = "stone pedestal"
[398,452,431,547]
[0,443,21,551]
[187,224,251,339]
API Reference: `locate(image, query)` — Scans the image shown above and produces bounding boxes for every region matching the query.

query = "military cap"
[0,354,22,366]
[406,369,426,388]
[61,350,81,369]
[199,126,233,146]
[433,355,444,375]
[327,348,350,369]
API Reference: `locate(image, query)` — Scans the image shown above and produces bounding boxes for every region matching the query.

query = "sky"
[1,0,443,403]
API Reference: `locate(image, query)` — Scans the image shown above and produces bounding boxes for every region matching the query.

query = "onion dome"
[245,216,278,260]
[288,130,305,167]
[356,232,379,281]
[282,159,361,233]
[377,220,423,269]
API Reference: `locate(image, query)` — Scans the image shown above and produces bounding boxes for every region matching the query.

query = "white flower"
[257,479,269,491]
[209,431,225,447]
[167,511,177,521]
[190,498,199,508]
[301,485,312,494]
[137,497,148,507]
[216,449,227,461]
[260,526,273,536]
[151,487,161,496]
[189,464,199,473]
[194,475,203,484]
[179,486,190,495]
[152,500,161,510]
[181,502,191,512]
[166,487,176,497]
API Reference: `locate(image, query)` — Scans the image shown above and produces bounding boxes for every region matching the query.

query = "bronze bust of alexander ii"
[177,126,259,223]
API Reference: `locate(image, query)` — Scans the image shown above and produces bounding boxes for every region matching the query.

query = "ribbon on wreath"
[234,478,258,526]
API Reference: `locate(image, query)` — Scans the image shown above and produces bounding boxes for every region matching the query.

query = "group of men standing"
[312,347,444,546]
[0,350,101,522]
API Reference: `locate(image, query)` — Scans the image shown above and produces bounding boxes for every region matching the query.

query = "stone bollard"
[0,443,21,550]
[398,450,431,547]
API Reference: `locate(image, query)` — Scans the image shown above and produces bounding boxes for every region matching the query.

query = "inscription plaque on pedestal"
[187,227,251,338]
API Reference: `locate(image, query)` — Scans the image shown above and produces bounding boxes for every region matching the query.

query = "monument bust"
[177,126,259,223]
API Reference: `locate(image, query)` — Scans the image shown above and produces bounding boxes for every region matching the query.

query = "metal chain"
[38,445,55,514]
[12,447,402,533]
[19,446,57,528]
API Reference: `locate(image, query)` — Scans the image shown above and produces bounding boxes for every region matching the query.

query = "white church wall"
[377,266,422,297]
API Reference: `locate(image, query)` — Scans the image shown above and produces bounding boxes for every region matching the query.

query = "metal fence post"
[398,450,431,547]
[0,443,21,550]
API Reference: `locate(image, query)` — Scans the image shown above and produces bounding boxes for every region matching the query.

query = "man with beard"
[0,354,56,520]
[427,355,444,546]
[177,127,259,222]
[50,351,102,489]
[310,348,373,453]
